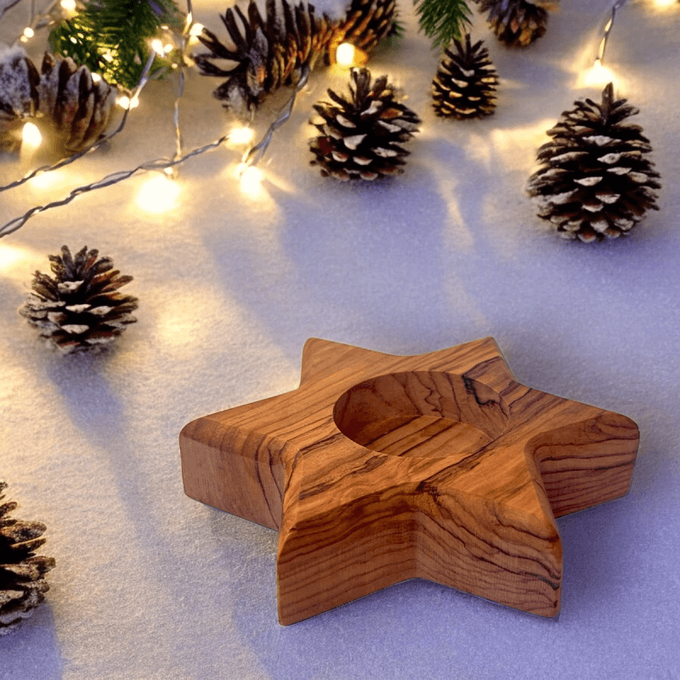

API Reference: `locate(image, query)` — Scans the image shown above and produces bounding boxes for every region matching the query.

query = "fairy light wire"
[0,0,25,23]
[596,0,628,64]
[0,49,158,194]
[241,64,311,170]
[0,133,232,237]
[168,0,196,174]
[11,0,61,45]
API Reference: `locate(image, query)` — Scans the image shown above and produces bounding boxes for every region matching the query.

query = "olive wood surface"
[180,337,639,624]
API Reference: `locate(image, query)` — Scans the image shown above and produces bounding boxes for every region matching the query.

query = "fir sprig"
[48,0,184,90]
[414,0,472,50]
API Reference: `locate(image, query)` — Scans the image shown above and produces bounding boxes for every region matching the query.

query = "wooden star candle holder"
[180,338,638,624]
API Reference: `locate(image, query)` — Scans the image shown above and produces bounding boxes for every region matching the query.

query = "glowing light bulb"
[117,94,140,110]
[91,72,102,83]
[135,174,180,213]
[229,126,255,146]
[22,122,42,149]
[152,39,164,55]
[60,0,77,14]
[30,170,56,189]
[653,0,674,8]
[578,59,616,89]
[189,22,204,36]
[239,164,264,195]
[21,27,35,41]
[335,43,356,67]
[334,42,368,68]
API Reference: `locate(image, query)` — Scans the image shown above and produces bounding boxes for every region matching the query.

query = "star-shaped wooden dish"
[180,337,638,624]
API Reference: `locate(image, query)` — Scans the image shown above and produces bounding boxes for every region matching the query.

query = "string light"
[241,64,310,171]
[1,133,231,237]
[595,0,627,66]
[228,126,255,146]
[1,50,158,197]
[579,58,617,88]
[59,0,77,15]
[22,122,43,149]
[238,165,264,196]
[135,173,180,213]
[334,42,368,68]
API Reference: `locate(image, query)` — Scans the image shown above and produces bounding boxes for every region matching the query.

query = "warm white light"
[229,126,255,146]
[22,122,42,149]
[579,59,616,88]
[91,72,102,83]
[135,174,180,213]
[117,94,140,110]
[60,0,77,13]
[163,43,174,54]
[189,22,204,36]
[653,0,675,8]
[151,39,164,55]
[22,26,35,39]
[30,170,56,189]
[239,164,264,195]
[0,244,30,271]
[334,42,368,68]
[336,43,356,67]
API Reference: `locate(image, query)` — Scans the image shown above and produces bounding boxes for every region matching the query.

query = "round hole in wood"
[333,371,510,459]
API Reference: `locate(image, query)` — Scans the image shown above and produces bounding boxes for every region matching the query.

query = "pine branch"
[414,0,472,50]
[48,0,184,89]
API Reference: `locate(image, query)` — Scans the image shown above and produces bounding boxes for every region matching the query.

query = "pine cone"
[527,83,661,243]
[309,67,420,181]
[332,0,397,55]
[475,0,551,47]
[432,34,498,119]
[195,0,335,115]
[0,46,40,153]
[38,53,118,154]
[19,245,139,354]
[0,481,55,635]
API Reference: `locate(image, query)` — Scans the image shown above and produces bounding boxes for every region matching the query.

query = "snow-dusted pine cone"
[19,245,138,354]
[527,83,661,243]
[0,46,40,153]
[38,53,118,153]
[0,481,56,635]
[475,0,552,47]
[332,0,397,55]
[432,34,498,119]
[195,0,336,115]
[195,0,397,115]
[309,67,420,180]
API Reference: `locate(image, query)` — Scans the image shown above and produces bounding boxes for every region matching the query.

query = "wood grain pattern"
[180,337,639,624]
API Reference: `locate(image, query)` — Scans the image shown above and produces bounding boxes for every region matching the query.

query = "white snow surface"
[1,0,680,678]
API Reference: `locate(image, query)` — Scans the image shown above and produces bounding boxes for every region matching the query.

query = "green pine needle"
[414,0,472,49]
[49,0,184,90]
